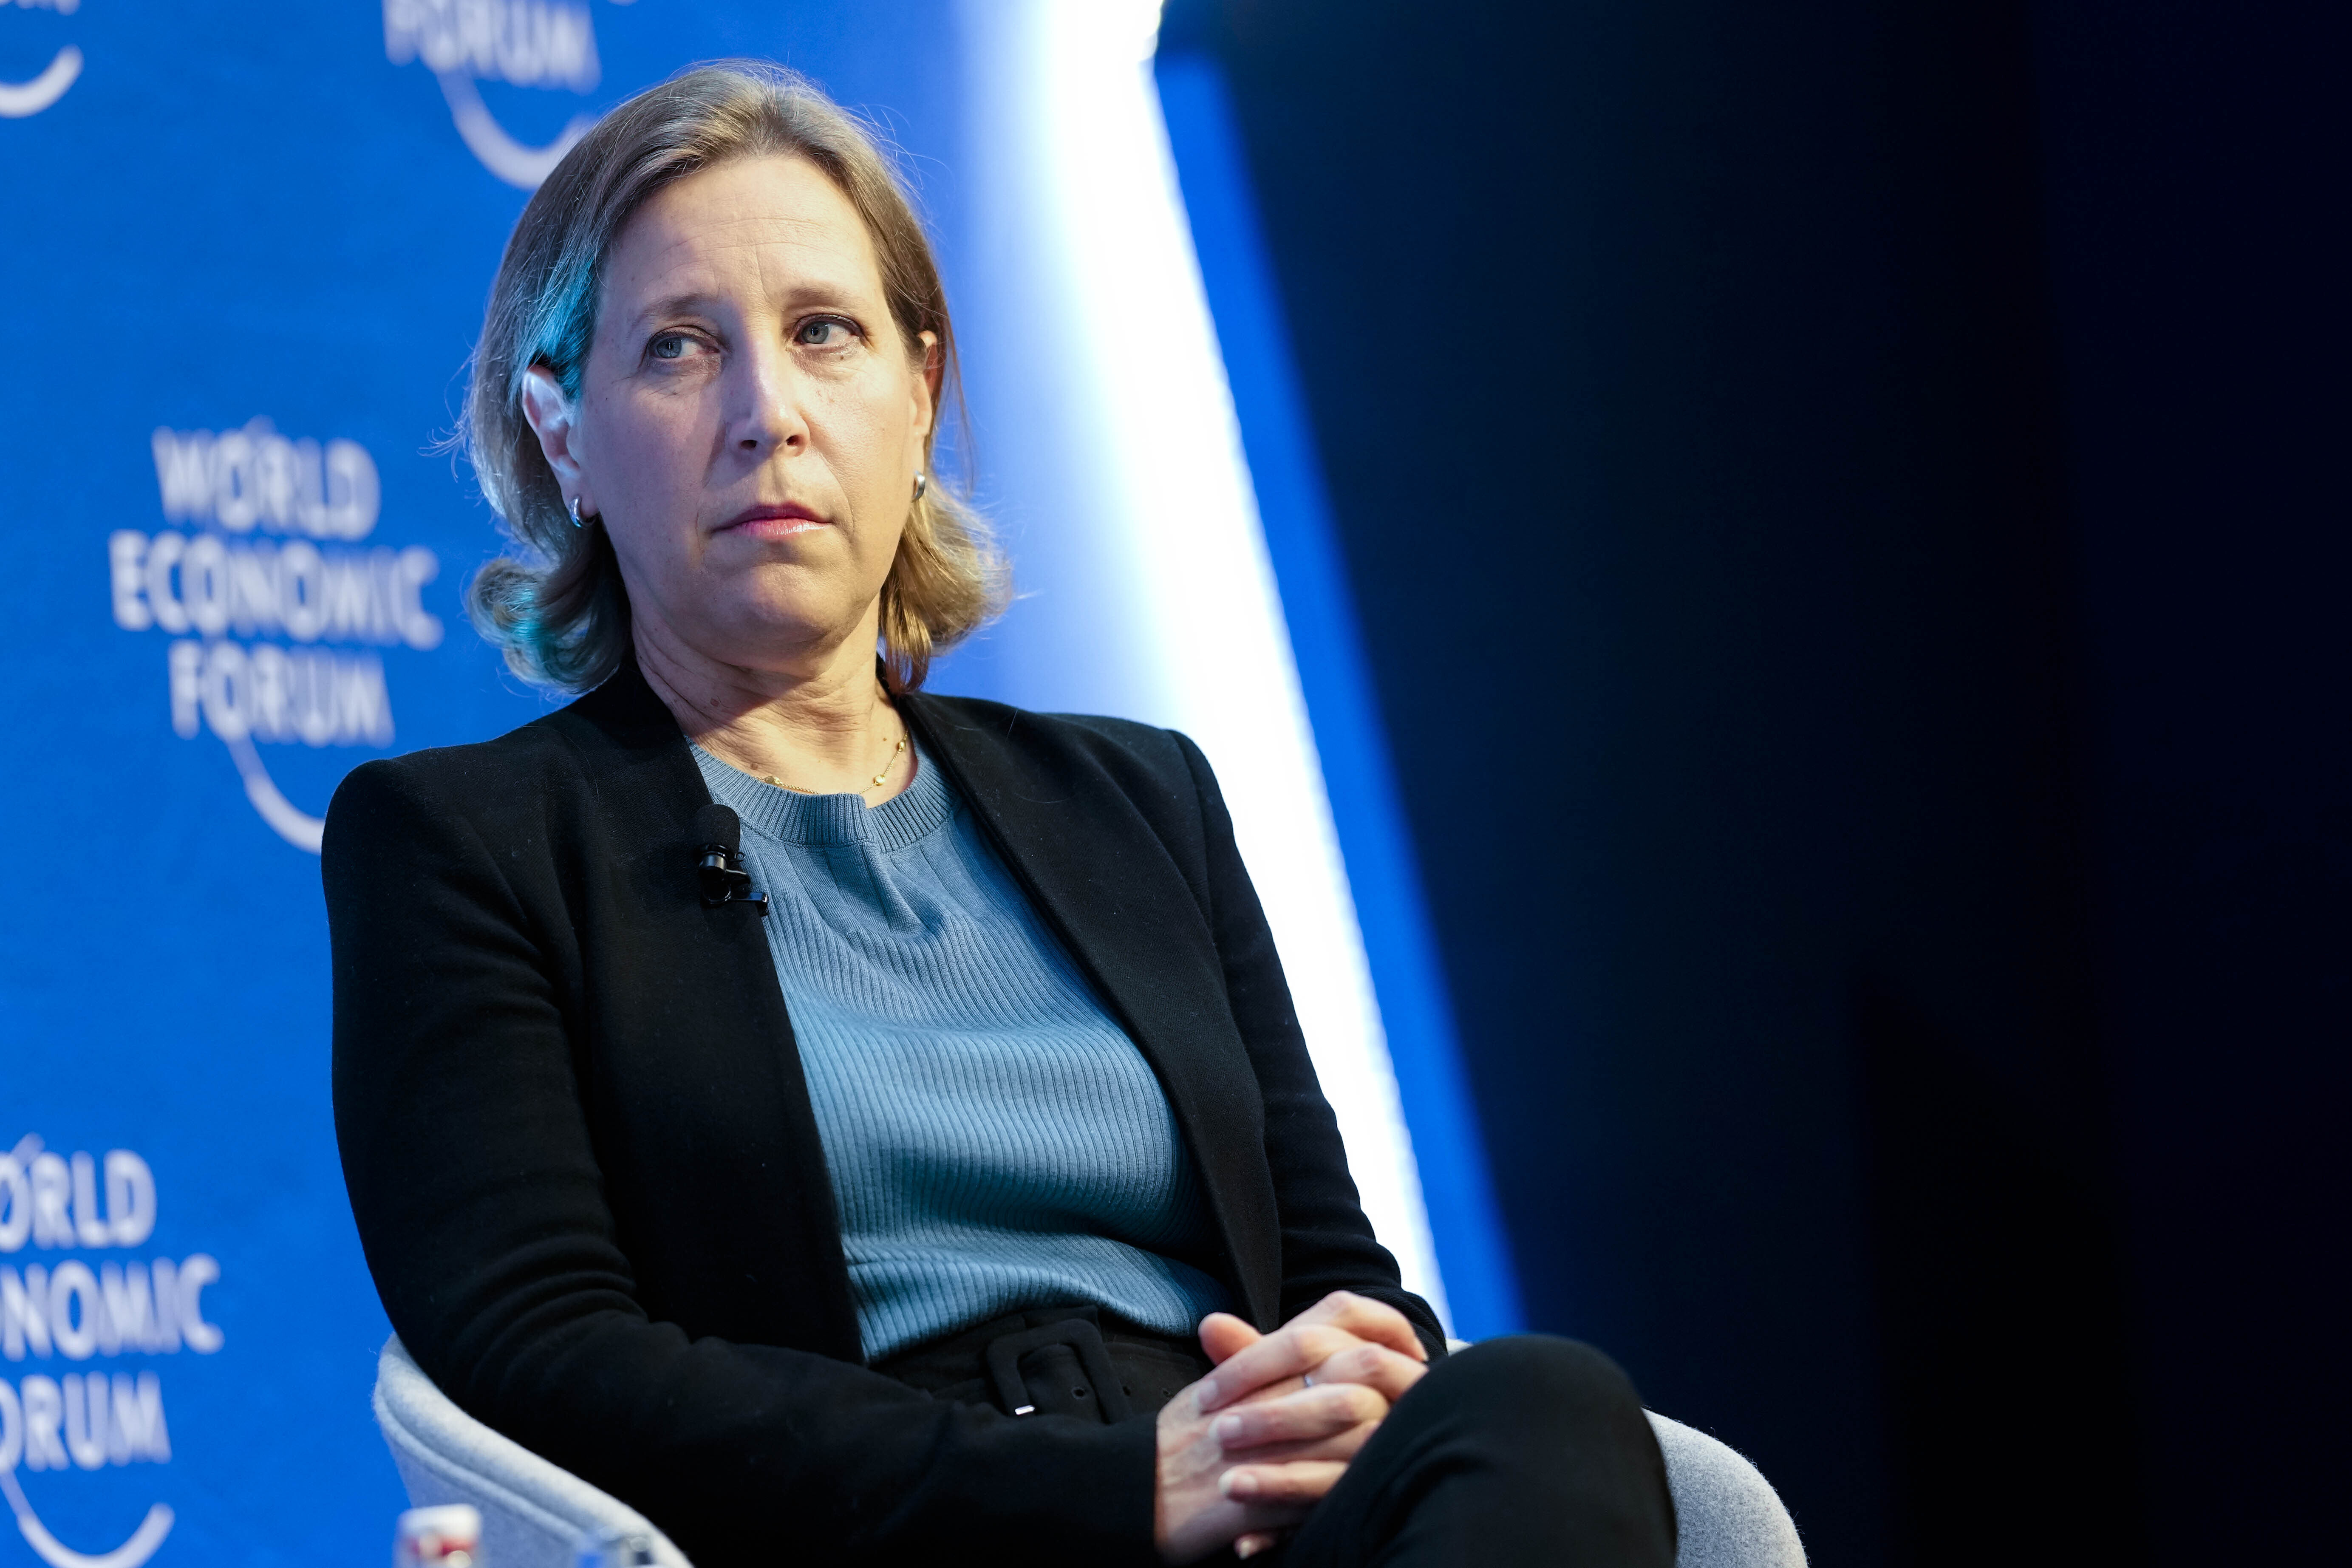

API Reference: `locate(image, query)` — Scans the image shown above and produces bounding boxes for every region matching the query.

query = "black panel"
[1162,0,2349,1559]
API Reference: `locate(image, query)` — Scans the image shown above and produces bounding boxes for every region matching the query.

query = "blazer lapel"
[566,663,864,1359]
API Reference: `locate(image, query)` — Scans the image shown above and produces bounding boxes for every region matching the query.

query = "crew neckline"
[692,739,957,852]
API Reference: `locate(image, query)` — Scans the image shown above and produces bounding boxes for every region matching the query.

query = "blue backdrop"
[0,4,954,1562]
[0,5,1506,1563]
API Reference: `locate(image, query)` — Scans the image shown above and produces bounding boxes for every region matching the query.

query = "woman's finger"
[1194,1293,1430,1409]
[1198,1324,1361,1410]
[1297,1341,1430,1404]
[1219,1460,1350,1506]
[1219,1422,1381,1470]
[1230,1372,1308,1407]
[1213,1383,1386,1451]
[1196,1311,1262,1367]
[1291,1291,1429,1361]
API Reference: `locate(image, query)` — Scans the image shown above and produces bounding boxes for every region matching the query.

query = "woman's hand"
[1153,1363,1381,1563]
[1153,1293,1434,1563]
[1201,1293,1432,1557]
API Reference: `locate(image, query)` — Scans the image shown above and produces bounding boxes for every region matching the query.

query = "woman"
[327,62,1675,1567]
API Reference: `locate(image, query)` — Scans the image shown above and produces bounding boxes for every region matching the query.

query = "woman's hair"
[462,60,1005,693]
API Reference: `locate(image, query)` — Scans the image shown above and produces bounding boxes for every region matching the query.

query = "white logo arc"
[226,733,326,854]
[0,1471,173,1568]
[437,70,592,189]
[0,45,82,119]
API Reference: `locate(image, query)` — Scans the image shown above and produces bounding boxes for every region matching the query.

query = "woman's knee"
[1316,1336,1676,1565]
[1419,1334,1650,1430]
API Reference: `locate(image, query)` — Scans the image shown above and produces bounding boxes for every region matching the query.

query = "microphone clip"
[697,847,770,914]
[693,802,769,915]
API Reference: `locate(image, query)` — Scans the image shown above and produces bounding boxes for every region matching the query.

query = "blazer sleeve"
[325,756,1160,1568]
[1168,735,1452,1362]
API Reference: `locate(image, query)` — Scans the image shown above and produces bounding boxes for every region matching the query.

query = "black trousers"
[1269,1336,1677,1568]
[882,1315,1677,1567]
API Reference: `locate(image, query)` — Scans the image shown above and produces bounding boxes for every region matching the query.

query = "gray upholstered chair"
[376,1338,689,1568]
[374,1335,1804,1567]
[1641,1410,1808,1568]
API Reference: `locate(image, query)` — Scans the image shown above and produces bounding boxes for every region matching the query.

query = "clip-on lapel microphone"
[693,804,770,914]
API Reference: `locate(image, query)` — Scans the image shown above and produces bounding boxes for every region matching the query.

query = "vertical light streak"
[957,0,1449,1325]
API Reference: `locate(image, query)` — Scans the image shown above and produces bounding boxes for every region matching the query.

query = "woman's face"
[527,154,936,674]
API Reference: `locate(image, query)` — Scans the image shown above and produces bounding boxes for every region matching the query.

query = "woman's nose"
[729,350,807,453]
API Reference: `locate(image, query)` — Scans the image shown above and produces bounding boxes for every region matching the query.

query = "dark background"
[1160,0,2348,1562]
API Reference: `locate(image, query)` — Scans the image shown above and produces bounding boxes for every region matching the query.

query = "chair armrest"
[372,1336,692,1568]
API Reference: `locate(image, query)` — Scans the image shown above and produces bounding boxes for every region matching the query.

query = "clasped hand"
[1154,1291,1430,1563]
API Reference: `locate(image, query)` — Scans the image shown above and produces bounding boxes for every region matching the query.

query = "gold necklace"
[763,727,908,796]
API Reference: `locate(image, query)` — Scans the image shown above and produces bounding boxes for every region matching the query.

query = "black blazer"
[325,660,1441,1568]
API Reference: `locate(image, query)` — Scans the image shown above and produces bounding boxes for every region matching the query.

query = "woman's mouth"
[721,502,829,540]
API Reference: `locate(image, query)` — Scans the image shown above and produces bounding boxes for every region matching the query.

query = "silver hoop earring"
[912,473,928,501]
[567,497,584,529]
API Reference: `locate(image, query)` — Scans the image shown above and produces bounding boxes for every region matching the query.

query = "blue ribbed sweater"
[694,743,1234,1361]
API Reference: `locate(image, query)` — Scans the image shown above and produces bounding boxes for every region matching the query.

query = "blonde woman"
[327,62,1674,1568]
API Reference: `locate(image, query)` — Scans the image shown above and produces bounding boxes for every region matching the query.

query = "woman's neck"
[633,612,913,803]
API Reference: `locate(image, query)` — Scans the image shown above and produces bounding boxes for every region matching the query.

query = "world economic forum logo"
[0,0,82,121]
[382,0,608,188]
[105,420,444,854]
[0,1135,224,1568]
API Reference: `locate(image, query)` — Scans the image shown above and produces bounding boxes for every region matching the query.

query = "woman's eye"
[649,333,695,361]
[795,316,858,348]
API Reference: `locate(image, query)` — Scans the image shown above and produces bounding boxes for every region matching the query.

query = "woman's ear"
[912,330,940,441]
[519,365,593,515]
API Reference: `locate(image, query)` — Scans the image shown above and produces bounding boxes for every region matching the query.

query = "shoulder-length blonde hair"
[462,60,1005,693]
